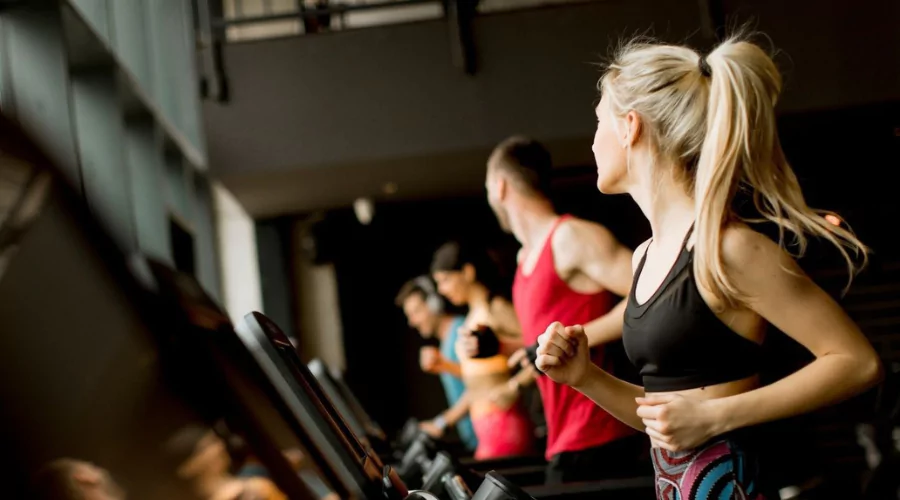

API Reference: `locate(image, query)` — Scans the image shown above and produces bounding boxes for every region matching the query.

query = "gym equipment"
[396,432,440,488]
[470,325,501,359]
[331,365,389,443]
[0,114,315,499]
[306,359,545,484]
[139,259,328,500]
[473,472,535,500]
[524,343,539,370]
[237,311,390,499]
[860,364,900,499]
[243,311,658,499]
[309,358,389,454]
[396,418,424,456]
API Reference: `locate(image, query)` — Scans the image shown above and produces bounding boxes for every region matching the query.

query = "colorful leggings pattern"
[652,439,765,500]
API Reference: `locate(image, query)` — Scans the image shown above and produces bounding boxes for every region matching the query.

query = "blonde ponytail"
[601,35,868,307]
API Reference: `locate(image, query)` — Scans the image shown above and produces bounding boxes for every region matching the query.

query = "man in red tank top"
[481,136,650,484]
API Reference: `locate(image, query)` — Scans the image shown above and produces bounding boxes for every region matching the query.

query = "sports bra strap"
[641,222,695,261]
[680,222,696,252]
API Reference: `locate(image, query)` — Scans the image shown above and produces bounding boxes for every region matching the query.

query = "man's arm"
[553,219,635,347]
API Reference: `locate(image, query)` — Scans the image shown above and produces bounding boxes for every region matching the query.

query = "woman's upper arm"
[722,227,877,362]
[490,298,522,339]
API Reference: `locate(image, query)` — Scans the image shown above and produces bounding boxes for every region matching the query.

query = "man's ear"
[497,175,508,201]
[71,464,103,486]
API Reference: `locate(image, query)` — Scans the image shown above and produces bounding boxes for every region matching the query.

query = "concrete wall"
[1,0,221,298]
[214,182,264,324]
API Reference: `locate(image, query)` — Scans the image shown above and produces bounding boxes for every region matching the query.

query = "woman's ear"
[623,110,643,148]
[462,263,476,283]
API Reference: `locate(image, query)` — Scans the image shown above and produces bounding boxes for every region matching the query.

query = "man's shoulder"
[552,216,613,249]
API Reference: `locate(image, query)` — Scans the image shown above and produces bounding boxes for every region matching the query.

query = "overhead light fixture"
[353,197,374,225]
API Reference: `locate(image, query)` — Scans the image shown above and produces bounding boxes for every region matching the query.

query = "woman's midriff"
[462,355,515,418]
[646,374,760,402]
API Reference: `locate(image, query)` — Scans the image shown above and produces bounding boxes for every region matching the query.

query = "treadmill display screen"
[253,313,369,461]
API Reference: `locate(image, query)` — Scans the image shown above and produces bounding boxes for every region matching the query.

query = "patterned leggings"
[652,438,766,500]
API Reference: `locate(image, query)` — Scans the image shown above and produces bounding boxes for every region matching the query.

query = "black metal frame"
[197,0,478,75]
[212,0,442,28]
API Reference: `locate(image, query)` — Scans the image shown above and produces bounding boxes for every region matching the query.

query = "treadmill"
[240,311,657,500]
[0,113,314,499]
[309,358,388,448]
[137,259,336,499]
[237,311,399,499]
[331,366,388,442]
[309,358,545,484]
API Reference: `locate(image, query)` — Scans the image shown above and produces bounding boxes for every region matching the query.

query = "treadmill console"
[472,472,535,500]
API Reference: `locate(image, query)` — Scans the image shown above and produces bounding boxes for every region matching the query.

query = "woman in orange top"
[423,241,534,460]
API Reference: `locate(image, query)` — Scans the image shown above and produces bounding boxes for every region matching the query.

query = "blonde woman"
[536,35,882,498]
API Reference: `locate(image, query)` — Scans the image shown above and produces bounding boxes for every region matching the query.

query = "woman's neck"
[630,164,695,246]
[466,283,491,312]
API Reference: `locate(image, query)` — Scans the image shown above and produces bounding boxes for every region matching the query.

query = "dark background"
[282,101,900,438]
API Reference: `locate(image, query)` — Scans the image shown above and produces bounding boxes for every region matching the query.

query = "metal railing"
[215,0,444,40]
[219,0,441,27]
[207,0,604,42]
[191,0,603,99]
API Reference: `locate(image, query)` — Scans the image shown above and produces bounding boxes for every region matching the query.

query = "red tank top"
[512,215,635,459]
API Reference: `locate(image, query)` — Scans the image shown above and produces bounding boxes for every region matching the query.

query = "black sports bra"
[622,225,762,393]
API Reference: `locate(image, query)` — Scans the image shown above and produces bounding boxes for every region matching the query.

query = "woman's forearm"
[712,352,882,435]
[442,392,472,426]
[498,335,525,357]
[511,366,537,389]
[572,364,646,431]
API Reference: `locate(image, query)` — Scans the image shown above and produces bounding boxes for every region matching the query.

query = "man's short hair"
[395,279,429,308]
[31,460,82,500]
[488,136,553,198]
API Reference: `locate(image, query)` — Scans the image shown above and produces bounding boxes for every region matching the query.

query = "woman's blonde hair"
[600,34,868,305]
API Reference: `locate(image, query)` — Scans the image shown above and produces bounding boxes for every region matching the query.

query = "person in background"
[168,426,287,500]
[396,276,478,452]
[536,34,882,499]
[428,241,535,460]
[32,459,125,500]
[482,136,649,483]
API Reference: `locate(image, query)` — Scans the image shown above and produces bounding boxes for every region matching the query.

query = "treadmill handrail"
[523,475,656,498]
[308,359,369,439]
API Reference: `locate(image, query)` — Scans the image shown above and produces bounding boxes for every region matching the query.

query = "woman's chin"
[595,180,622,195]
